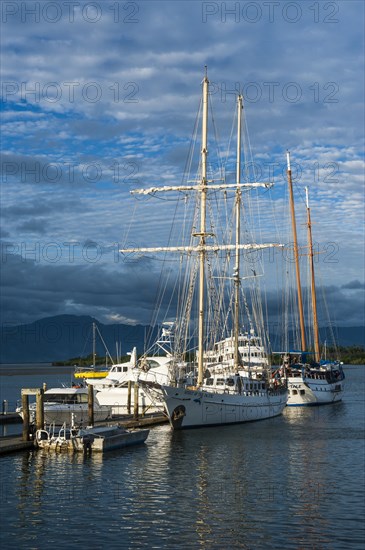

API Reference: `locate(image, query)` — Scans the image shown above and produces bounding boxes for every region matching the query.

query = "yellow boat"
[73,322,114,380]
[74,370,108,379]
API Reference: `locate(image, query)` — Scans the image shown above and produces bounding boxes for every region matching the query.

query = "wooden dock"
[0,413,168,456]
[113,413,168,429]
[0,435,34,455]
[0,413,22,425]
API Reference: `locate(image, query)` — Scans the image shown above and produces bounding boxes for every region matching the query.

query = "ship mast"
[92,321,96,368]
[286,152,306,352]
[120,71,284,386]
[197,68,209,386]
[305,187,320,362]
[233,95,243,371]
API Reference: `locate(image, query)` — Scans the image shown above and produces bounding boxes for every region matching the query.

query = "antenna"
[286,150,291,171]
[305,186,309,209]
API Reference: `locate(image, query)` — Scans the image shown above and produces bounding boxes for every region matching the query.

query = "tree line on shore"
[53,346,365,367]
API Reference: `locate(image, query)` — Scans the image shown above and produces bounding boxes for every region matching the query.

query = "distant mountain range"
[0,315,158,364]
[0,314,364,363]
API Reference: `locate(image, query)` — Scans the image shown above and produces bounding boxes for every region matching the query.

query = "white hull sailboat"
[121,70,287,429]
[283,154,345,406]
[286,369,344,406]
[285,355,344,406]
[162,382,287,429]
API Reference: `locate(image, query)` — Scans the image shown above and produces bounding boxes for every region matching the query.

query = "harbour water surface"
[0,364,364,549]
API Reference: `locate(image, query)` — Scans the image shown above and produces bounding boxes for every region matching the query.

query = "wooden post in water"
[133,382,139,419]
[127,380,132,414]
[22,394,29,441]
[35,389,44,431]
[88,384,94,426]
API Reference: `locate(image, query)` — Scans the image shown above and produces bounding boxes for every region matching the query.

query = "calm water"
[0,365,364,549]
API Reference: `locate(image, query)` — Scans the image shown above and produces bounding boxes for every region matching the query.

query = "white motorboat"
[86,348,139,389]
[17,386,112,425]
[91,325,189,415]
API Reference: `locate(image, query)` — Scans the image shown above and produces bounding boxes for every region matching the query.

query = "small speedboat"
[35,423,149,453]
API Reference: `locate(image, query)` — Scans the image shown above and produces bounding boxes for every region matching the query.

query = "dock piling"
[21,388,45,440]
[36,389,44,431]
[133,383,139,419]
[88,384,94,426]
[127,380,132,414]
[22,394,29,441]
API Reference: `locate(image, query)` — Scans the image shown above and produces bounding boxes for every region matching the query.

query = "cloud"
[1,242,364,332]
[341,280,365,290]
[0,0,364,327]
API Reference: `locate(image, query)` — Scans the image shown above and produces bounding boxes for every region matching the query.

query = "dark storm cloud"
[1,243,364,329]
[0,248,174,325]
[16,218,49,235]
[341,280,365,290]
[1,0,364,327]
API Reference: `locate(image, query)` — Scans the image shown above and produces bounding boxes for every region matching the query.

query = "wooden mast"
[197,68,209,386]
[234,95,243,371]
[305,187,320,362]
[286,152,306,352]
[92,321,96,368]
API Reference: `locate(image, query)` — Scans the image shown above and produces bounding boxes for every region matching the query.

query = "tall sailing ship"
[283,152,345,406]
[121,70,288,429]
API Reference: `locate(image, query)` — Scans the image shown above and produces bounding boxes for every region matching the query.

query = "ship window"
[123,367,128,372]
[292,390,298,395]
[44,394,63,404]
[227,378,235,387]
[78,394,88,404]
[45,393,79,404]
[300,389,305,395]
[216,378,225,386]
[205,378,214,386]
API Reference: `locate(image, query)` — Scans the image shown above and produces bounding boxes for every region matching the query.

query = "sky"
[1,0,364,332]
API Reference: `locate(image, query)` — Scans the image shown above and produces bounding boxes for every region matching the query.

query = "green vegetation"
[54,346,365,367]
[52,354,131,367]
[271,346,365,365]
[335,346,365,365]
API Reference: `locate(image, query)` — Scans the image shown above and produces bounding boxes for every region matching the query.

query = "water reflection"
[1,368,364,549]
